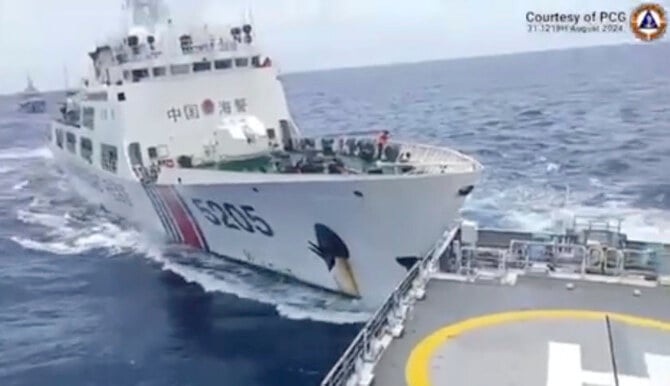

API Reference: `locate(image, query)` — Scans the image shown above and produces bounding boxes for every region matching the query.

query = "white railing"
[320,226,460,386]
[296,133,481,175]
[573,215,623,234]
[394,141,481,173]
[132,164,160,184]
[321,222,670,384]
[112,39,240,65]
[454,237,661,282]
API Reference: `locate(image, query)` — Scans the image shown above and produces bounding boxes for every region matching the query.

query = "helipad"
[406,310,670,386]
[372,276,670,386]
[320,221,670,386]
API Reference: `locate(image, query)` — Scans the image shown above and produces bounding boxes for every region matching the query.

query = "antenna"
[63,65,69,91]
[246,0,255,26]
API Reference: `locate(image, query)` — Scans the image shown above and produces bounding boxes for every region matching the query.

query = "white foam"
[0,166,14,174]
[141,246,373,323]
[572,204,670,244]
[495,201,670,244]
[14,208,144,255]
[17,209,70,229]
[13,206,372,324]
[546,162,560,173]
[12,180,29,191]
[0,146,52,160]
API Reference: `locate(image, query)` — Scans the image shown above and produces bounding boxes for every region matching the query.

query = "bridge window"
[86,91,108,101]
[214,59,232,70]
[80,137,93,163]
[128,142,143,166]
[100,143,118,173]
[66,132,77,154]
[170,64,190,75]
[131,68,149,82]
[81,107,95,130]
[251,56,261,67]
[157,145,169,158]
[152,66,167,77]
[193,61,212,72]
[234,57,249,68]
[55,128,64,148]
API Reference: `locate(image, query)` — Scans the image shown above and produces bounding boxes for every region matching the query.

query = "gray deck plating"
[373,276,670,386]
[320,220,670,386]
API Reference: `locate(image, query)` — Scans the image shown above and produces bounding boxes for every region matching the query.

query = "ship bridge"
[86,0,270,88]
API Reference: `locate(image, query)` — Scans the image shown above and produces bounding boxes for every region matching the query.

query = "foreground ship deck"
[321,217,670,386]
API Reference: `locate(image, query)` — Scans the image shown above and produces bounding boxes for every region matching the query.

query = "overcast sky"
[0,0,665,93]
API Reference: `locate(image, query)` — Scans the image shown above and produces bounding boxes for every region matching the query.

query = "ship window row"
[52,128,117,173]
[123,55,261,82]
[77,106,115,127]
[98,108,115,121]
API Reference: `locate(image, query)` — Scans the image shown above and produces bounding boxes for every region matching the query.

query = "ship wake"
[11,198,373,324]
[464,182,670,244]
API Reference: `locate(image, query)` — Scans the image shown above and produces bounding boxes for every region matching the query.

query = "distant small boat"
[18,77,47,113]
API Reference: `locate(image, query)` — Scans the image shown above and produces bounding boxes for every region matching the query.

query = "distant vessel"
[47,0,481,306]
[18,76,47,113]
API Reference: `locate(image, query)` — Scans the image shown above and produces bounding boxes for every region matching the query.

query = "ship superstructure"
[48,0,482,305]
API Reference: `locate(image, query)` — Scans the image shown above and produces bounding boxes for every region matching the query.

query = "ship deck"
[184,135,479,176]
[321,220,670,386]
[374,275,670,386]
[191,149,413,175]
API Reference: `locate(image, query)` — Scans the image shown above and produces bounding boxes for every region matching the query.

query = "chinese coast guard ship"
[18,76,47,113]
[47,0,481,306]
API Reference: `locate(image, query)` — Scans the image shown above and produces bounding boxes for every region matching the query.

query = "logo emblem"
[630,3,667,41]
[201,99,215,115]
[308,223,360,297]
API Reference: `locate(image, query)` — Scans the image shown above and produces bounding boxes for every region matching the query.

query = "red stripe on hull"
[155,185,203,249]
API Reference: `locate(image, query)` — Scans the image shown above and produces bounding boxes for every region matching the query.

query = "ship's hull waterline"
[50,144,480,306]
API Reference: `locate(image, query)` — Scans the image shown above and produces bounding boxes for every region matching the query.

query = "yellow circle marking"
[405,309,670,386]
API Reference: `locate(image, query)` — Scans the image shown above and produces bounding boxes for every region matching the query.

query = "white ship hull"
[50,143,479,306]
[46,2,482,306]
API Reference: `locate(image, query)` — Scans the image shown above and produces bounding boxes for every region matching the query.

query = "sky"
[0,0,666,93]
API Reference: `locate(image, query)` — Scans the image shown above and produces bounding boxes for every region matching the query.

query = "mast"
[123,0,170,30]
[25,75,37,93]
[63,65,70,91]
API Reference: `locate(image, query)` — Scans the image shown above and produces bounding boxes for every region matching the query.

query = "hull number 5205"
[191,198,274,237]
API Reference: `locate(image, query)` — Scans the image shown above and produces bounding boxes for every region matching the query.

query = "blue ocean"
[1,43,669,386]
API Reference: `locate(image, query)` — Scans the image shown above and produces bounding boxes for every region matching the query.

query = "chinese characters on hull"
[167,98,248,122]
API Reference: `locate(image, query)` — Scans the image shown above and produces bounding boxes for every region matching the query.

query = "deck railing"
[294,133,481,176]
[453,235,662,282]
[320,225,461,386]
[131,164,159,184]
